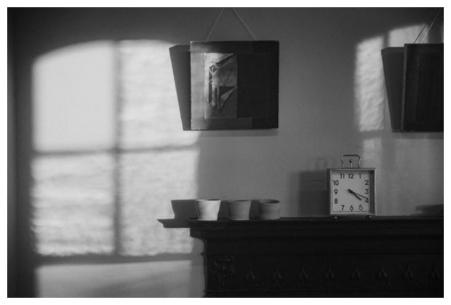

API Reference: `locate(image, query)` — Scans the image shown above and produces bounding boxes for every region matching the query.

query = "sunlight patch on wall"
[32,154,114,255]
[354,24,429,133]
[354,36,385,132]
[33,41,116,152]
[388,24,427,46]
[119,40,198,148]
[32,40,199,256]
[118,40,199,255]
[32,41,116,255]
[361,137,383,170]
[355,23,436,215]
[120,151,198,255]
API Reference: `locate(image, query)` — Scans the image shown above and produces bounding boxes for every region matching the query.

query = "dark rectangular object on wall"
[381,44,443,132]
[381,47,404,131]
[402,43,443,132]
[170,41,278,130]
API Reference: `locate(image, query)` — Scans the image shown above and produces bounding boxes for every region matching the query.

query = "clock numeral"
[365,188,369,194]
[333,180,339,186]
[334,198,338,204]
[349,205,354,212]
[334,189,338,194]
[359,204,364,211]
[364,180,369,185]
[340,173,345,179]
[365,198,369,203]
[341,205,345,211]
[359,173,362,179]
[348,173,354,179]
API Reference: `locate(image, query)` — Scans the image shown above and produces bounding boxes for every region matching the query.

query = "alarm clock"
[328,154,375,216]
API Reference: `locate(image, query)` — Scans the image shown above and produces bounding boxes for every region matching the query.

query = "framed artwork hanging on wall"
[170,41,279,130]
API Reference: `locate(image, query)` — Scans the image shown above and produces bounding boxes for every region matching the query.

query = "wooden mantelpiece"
[175,217,443,297]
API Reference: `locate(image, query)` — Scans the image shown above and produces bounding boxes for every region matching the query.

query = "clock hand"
[347,189,362,201]
[355,192,369,200]
[348,189,369,200]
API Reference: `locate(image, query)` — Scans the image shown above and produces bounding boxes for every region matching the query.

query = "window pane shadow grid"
[32,41,197,261]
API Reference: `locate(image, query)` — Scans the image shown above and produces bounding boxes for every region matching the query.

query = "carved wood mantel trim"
[186,217,443,297]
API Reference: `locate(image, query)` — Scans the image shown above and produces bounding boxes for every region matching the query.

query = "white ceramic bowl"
[196,199,221,220]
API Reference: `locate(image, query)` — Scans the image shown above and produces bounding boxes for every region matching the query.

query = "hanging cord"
[205,8,225,41]
[231,8,257,40]
[413,9,442,43]
[205,8,257,41]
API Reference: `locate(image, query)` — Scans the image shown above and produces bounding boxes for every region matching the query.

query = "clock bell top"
[328,154,375,171]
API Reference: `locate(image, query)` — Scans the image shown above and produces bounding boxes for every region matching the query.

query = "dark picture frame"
[381,43,443,132]
[170,41,279,130]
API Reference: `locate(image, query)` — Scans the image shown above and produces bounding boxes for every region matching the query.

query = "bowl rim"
[227,199,252,204]
[255,199,279,204]
[197,198,221,202]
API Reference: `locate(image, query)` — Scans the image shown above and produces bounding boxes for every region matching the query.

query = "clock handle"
[341,154,361,168]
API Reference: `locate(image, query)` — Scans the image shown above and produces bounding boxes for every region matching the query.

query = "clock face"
[329,169,375,215]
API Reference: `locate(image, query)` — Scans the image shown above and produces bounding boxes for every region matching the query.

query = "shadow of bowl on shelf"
[171,199,198,220]
[226,200,251,220]
[415,204,443,216]
[249,200,260,219]
[218,201,229,219]
[253,199,280,220]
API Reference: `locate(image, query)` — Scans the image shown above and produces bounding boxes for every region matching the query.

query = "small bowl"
[227,200,251,220]
[196,199,221,221]
[256,199,280,220]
